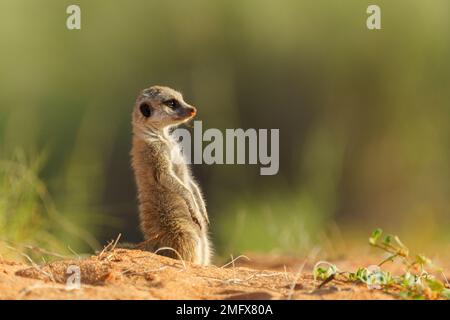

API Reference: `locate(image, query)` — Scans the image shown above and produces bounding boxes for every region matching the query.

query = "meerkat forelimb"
[131,85,212,265]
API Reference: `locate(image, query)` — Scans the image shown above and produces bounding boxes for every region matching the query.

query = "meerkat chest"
[164,138,189,182]
[169,142,186,166]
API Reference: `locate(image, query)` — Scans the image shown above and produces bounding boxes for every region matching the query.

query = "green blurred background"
[1,0,449,260]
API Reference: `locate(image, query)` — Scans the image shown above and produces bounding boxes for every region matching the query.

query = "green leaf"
[441,289,450,300]
[369,228,383,245]
[416,254,431,266]
[313,261,338,280]
[401,272,416,287]
[397,291,410,299]
[356,268,369,282]
[383,235,392,245]
[426,278,444,292]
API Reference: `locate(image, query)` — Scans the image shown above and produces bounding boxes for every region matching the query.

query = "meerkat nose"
[189,107,197,116]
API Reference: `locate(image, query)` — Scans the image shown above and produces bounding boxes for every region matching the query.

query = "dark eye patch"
[164,99,180,109]
[139,102,152,118]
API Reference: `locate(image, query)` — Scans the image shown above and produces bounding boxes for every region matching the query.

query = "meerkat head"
[132,85,197,133]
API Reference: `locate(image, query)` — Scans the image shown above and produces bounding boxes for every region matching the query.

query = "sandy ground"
[3,246,443,300]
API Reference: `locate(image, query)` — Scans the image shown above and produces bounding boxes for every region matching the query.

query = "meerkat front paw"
[186,203,204,230]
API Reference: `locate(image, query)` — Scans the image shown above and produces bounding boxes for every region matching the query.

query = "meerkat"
[130,85,212,265]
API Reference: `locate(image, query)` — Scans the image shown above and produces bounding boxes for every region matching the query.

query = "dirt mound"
[0,248,403,300]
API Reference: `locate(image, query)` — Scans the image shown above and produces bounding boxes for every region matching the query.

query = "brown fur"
[130,85,211,265]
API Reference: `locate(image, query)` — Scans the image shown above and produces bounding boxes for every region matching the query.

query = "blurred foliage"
[0,0,449,256]
[0,151,99,260]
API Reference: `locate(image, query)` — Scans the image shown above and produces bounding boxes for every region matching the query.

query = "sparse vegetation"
[313,228,450,300]
[0,151,96,261]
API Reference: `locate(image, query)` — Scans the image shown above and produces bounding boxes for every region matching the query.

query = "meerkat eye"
[139,102,152,118]
[165,99,180,109]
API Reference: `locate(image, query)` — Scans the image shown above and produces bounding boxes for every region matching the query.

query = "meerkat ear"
[139,102,152,118]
